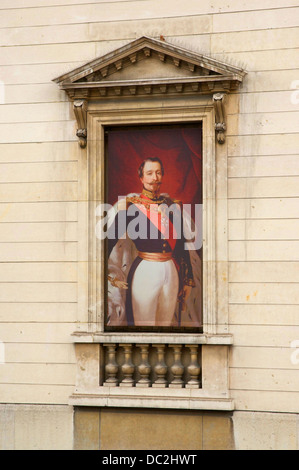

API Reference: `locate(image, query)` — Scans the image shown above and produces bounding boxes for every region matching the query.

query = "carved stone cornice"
[53,36,246,147]
[61,75,239,99]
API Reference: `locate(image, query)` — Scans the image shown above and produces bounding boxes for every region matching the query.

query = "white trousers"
[131,259,179,326]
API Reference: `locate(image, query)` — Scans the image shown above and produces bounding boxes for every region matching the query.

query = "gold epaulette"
[172,199,182,208]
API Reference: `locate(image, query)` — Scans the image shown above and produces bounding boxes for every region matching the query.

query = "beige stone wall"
[74,407,235,450]
[0,404,73,450]
[0,0,298,449]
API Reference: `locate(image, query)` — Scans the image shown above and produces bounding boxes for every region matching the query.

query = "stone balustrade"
[102,343,201,388]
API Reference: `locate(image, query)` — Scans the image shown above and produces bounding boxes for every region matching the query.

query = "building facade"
[0,0,299,450]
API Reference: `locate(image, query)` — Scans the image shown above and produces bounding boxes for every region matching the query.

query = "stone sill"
[71,331,233,345]
[69,387,234,411]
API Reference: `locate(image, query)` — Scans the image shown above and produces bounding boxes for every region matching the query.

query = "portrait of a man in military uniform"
[104,126,202,330]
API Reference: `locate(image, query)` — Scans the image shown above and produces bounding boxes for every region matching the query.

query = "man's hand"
[114,279,128,289]
[108,275,128,290]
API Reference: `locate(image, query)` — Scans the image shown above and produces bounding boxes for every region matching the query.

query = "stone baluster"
[103,343,118,387]
[152,344,167,388]
[119,344,135,387]
[186,345,201,388]
[169,345,184,388]
[136,344,151,387]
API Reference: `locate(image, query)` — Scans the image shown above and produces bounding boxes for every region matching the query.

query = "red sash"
[138,194,177,251]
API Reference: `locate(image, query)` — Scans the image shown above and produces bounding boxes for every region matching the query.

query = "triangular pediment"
[53,36,245,99]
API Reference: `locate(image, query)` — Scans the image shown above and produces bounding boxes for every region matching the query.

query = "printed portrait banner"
[103,124,203,331]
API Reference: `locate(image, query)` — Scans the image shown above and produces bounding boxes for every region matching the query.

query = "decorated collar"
[141,187,164,202]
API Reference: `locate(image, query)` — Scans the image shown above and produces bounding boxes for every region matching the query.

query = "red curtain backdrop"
[107,125,202,206]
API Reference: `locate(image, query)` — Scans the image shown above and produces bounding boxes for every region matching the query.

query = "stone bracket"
[213,93,226,144]
[73,99,88,148]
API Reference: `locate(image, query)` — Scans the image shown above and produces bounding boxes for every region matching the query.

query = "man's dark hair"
[138,157,164,178]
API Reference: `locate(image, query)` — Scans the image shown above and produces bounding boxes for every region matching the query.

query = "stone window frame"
[53,36,246,411]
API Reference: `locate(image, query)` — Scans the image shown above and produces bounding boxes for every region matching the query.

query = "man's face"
[140,161,163,193]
